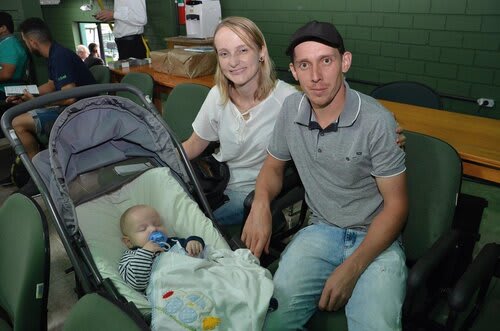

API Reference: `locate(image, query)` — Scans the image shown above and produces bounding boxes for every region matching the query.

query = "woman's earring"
[259,57,264,62]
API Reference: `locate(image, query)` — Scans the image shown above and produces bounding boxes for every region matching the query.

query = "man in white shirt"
[95,0,148,59]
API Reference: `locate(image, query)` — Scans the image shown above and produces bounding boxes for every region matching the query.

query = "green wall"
[220,0,500,119]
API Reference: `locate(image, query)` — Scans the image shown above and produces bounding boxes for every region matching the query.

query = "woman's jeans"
[264,222,407,331]
[213,189,249,225]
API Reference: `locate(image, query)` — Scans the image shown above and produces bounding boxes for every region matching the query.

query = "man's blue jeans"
[264,222,407,331]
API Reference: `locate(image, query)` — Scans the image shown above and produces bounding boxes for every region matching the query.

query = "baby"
[118,204,205,291]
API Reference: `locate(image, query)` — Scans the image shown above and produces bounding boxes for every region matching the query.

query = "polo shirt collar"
[294,81,361,130]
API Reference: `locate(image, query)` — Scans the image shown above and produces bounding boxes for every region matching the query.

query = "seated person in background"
[7,18,96,160]
[76,44,89,62]
[119,204,205,292]
[84,42,105,68]
[0,11,29,102]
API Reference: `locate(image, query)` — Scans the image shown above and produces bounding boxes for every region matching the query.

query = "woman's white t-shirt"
[192,80,298,193]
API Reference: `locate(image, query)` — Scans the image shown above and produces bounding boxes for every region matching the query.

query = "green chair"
[371,81,443,109]
[63,293,149,331]
[162,83,210,142]
[89,65,111,84]
[0,193,49,331]
[117,72,154,107]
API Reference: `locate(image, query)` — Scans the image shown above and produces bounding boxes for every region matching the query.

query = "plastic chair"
[117,72,154,107]
[246,131,463,330]
[371,81,443,109]
[446,243,500,331]
[162,83,210,142]
[0,193,49,331]
[63,292,149,331]
[89,65,111,84]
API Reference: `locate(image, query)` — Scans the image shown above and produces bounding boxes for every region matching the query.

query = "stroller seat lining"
[76,167,230,314]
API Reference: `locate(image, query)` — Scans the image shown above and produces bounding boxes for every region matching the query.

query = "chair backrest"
[0,193,49,331]
[371,81,443,109]
[117,72,154,107]
[89,65,111,84]
[403,131,462,262]
[163,83,210,142]
[63,293,149,331]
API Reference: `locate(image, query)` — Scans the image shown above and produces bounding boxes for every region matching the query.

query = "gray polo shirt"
[268,83,406,230]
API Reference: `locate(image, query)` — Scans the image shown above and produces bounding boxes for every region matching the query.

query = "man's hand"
[186,240,203,256]
[318,260,362,312]
[6,90,34,105]
[241,204,272,258]
[143,241,165,254]
[95,10,114,22]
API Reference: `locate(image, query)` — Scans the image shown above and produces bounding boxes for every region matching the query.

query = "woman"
[183,17,404,225]
[182,17,298,225]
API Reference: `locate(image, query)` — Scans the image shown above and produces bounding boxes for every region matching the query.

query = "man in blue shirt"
[0,11,29,101]
[7,17,96,160]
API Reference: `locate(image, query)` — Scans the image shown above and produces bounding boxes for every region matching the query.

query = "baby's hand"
[186,240,203,256]
[143,241,164,253]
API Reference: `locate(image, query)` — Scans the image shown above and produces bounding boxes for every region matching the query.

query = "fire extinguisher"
[177,0,186,25]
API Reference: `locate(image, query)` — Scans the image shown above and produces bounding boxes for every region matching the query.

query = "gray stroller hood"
[34,95,189,235]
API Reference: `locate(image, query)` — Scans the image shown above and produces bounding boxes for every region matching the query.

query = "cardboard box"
[150,48,217,78]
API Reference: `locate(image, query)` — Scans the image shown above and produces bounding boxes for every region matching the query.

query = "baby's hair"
[120,204,150,233]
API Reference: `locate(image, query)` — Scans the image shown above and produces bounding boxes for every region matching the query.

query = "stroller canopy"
[34,95,189,234]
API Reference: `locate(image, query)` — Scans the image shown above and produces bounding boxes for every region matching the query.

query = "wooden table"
[165,36,214,49]
[380,100,500,184]
[110,64,214,113]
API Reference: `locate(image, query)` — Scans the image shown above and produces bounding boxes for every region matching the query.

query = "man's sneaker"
[15,178,40,197]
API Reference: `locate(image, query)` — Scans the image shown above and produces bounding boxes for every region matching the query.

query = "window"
[78,22,118,64]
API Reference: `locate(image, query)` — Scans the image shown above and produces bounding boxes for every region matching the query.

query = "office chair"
[63,292,149,331]
[371,81,443,109]
[89,65,111,84]
[245,131,463,330]
[117,72,154,108]
[162,83,211,142]
[0,193,50,331]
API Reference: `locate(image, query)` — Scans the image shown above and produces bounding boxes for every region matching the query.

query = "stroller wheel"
[11,156,30,188]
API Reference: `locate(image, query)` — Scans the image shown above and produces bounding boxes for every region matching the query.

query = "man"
[95,0,148,60]
[7,17,96,159]
[242,21,408,330]
[76,44,89,61]
[84,42,105,68]
[0,11,29,101]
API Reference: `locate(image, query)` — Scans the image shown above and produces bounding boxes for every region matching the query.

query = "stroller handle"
[1,83,153,143]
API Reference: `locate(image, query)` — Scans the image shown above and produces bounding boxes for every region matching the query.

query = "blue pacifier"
[149,231,168,249]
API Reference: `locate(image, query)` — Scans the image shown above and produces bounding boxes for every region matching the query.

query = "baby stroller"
[1,84,272,330]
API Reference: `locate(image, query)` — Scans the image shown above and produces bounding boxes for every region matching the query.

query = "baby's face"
[122,206,168,248]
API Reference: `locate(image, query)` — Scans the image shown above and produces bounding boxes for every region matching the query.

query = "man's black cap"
[286,21,345,56]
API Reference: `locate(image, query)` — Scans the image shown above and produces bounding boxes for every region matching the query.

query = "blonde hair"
[213,16,276,105]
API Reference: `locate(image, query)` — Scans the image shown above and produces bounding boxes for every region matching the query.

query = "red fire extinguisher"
[177,0,186,25]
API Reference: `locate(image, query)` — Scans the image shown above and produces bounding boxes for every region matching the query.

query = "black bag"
[190,155,230,211]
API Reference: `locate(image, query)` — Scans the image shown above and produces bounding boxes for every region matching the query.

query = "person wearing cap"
[242,21,407,330]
